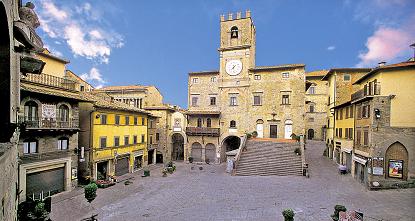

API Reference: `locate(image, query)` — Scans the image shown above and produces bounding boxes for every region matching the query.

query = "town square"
[0,0,414,220]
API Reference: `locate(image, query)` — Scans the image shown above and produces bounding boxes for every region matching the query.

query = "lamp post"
[411,43,415,60]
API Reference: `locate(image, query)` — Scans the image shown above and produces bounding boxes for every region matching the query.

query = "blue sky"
[34,0,415,108]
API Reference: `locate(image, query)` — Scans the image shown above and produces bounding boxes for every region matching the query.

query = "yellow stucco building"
[78,92,151,180]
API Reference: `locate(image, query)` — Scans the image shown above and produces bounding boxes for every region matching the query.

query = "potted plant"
[84,182,98,203]
[188,156,193,163]
[331,205,347,221]
[251,131,258,138]
[282,208,295,221]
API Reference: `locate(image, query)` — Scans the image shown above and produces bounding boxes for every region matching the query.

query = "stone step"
[246,143,298,149]
[236,164,302,172]
[240,152,300,161]
[241,150,299,158]
[242,148,299,156]
[238,159,302,167]
[245,145,299,152]
[235,170,303,176]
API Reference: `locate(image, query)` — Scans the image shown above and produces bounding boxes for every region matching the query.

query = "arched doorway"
[0,2,11,142]
[191,142,202,162]
[284,120,293,139]
[307,129,314,140]
[256,119,264,138]
[223,136,241,152]
[385,142,408,180]
[171,133,184,161]
[205,143,216,163]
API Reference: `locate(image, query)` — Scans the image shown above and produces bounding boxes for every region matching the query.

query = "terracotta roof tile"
[354,61,415,84]
[21,83,89,101]
[306,70,328,77]
[80,92,150,114]
[94,85,149,91]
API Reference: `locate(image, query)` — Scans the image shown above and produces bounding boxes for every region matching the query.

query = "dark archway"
[223,136,241,152]
[171,133,184,161]
[308,129,314,140]
[0,2,11,142]
[385,142,408,180]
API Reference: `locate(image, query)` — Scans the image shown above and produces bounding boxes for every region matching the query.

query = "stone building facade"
[187,11,306,163]
[351,61,415,189]
[305,70,328,141]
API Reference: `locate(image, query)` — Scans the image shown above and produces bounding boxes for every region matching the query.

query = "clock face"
[225,60,243,76]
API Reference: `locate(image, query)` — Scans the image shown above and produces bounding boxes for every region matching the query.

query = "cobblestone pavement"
[51,141,415,221]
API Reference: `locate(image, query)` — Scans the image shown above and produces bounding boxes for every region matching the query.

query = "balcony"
[186,127,220,137]
[22,73,77,91]
[351,83,381,102]
[19,117,79,130]
[20,150,72,164]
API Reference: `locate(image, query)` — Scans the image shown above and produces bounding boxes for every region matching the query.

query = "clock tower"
[218,11,256,140]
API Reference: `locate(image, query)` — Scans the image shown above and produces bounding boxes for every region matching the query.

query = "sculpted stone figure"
[18,2,40,30]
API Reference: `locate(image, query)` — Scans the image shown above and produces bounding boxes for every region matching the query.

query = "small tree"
[282,208,295,221]
[331,205,347,221]
[85,182,98,203]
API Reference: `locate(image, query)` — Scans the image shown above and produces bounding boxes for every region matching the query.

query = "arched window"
[59,104,69,122]
[197,118,202,128]
[24,101,38,121]
[230,120,236,128]
[23,139,38,154]
[231,26,238,38]
[57,137,69,150]
[206,118,211,128]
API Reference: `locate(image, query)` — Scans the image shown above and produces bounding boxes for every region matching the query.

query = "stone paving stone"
[50,141,415,221]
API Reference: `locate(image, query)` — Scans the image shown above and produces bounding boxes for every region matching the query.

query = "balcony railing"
[20,150,72,163]
[22,73,77,91]
[186,127,220,137]
[19,117,79,129]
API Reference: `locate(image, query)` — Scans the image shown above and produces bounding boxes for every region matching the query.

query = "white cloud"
[80,67,106,86]
[327,46,336,51]
[38,0,123,63]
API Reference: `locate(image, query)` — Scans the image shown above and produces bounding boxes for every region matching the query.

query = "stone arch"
[205,143,216,163]
[307,129,314,140]
[171,133,184,161]
[385,142,408,180]
[191,142,202,162]
[284,119,293,139]
[222,136,241,152]
[0,2,10,142]
[256,119,264,138]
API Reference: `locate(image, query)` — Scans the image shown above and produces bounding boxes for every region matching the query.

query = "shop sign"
[388,159,403,178]
[372,157,384,176]
[353,155,367,165]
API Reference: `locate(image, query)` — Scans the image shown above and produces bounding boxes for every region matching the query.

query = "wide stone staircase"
[234,140,303,176]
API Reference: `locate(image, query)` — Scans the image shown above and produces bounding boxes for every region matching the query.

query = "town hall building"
[187,11,307,163]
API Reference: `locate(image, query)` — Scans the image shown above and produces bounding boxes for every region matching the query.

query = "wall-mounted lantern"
[374,108,381,119]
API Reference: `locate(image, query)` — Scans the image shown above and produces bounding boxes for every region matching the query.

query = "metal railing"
[22,73,77,91]
[19,116,79,129]
[186,127,220,136]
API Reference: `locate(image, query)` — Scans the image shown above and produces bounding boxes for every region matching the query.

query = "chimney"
[246,10,251,18]
[378,61,386,67]
[236,12,242,19]
[228,13,233,20]
[220,14,225,22]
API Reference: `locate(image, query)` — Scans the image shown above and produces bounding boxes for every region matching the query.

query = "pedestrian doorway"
[307,129,314,140]
[284,120,293,139]
[134,155,143,170]
[148,149,154,164]
[156,151,163,164]
[97,161,108,180]
[256,119,264,138]
[270,125,278,138]
[171,133,184,161]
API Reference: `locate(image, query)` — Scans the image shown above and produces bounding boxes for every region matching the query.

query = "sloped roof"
[354,61,415,84]
[188,70,219,75]
[80,92,150,114]
[186,110,221,115]
[306,70,328,77]
[95,85,149,91]
[21,83,89,101]
[321,68,372,80]
[249,64,305,72]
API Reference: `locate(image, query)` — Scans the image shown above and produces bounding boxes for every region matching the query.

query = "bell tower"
[219,10,256,80]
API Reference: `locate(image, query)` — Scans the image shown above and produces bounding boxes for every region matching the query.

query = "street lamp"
[411,43,415,60]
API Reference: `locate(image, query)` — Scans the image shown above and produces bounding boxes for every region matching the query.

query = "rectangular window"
[125,116,130,125]
[141,117,145,125]
[282,95,290,105]
[253,95,262,106]
[229,95,237,106]
[133,135,137,144]
[339,128,342,138]
[100,114,107,125]
[134,116,138,125]
[211,76,217,82]
[350,106,354,118]
[191,96,199,107]
[340,109,343,120]
[344,74,351,81]
[23,141,37,154]
[363,131,369,146]
[115,115,120,125]
[357,105,362,119]
[124,136,129,145]
[80,85,85,91]
[349,128,353,140]
[282,72,289,78]
[254,75,261,80]
[210,97,216,106]
[309,105,315,113]
[156,133,159,141]
[100,137,107,148]
[308,86,315,94]
[114,137,120,147]
[58,139,68,150]
[141,134,145,143]
[192,78,199,84]
[336,128,338,137]
[345,107,349,119]
[150,136,153,144]
[356,130,361,145]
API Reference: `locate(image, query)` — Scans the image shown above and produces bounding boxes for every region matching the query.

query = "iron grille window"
[282,95,290,105]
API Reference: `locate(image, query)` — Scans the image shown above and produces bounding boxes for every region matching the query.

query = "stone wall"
[305,76,328,140]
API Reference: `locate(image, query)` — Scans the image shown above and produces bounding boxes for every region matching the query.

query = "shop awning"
[353,155,367,165]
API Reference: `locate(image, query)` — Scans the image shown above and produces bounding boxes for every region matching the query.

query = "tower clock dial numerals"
[225,60,243,76]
